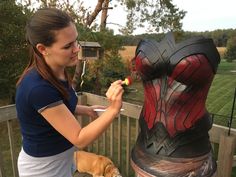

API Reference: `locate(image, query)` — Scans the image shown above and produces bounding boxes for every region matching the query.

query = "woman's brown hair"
[17,8,74,100]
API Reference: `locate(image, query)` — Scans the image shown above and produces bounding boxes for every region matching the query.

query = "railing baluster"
[96,136,99,154]
[102,131,106,155]
[126,117,131,177]
[93,128,99,154]
[117,115,122,168]
[110,122,114,159]
[88,117,93,152]
[135,119,139,140]
[7,120,18,177]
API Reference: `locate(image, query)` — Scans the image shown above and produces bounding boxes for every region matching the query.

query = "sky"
[84,0,236,35]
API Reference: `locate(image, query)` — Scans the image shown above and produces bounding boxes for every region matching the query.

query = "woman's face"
[44,22,80,69]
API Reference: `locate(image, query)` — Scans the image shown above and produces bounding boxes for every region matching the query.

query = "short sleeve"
[28,85,63,113]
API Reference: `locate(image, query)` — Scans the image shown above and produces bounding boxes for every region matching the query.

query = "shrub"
[224,36,236,61]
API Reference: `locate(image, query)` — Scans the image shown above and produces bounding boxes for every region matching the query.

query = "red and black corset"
[132,33,220,158]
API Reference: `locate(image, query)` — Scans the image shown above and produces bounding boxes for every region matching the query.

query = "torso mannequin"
[131,33,220,177]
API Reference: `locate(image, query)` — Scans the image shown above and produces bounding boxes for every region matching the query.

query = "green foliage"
[224,36,236,61]
[74,29,129,94]
[0,1,30,102]
[94,30,123,52]
[117,0,186,34]
[38,0,89,27]
[18,0,186,35]
[81,54,128,95]
[101,54,128,87]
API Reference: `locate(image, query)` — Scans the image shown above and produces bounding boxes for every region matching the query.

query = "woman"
[15,8,124,177]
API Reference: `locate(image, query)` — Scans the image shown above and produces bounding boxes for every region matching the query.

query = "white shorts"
[17,146,76,177]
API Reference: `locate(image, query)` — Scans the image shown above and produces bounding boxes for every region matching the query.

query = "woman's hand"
[87,105,107,119]
[105,80,124,114]
[75,105,106,119]
[75,80,124,119]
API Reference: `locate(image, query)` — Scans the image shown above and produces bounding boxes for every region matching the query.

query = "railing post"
[217,133,236,177]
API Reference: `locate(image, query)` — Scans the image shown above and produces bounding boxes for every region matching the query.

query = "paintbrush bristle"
[122,76,132,86]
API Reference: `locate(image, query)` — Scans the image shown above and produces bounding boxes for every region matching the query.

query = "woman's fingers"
[91,105,107,110]
[110,80,122,86]
[106,80,123,100]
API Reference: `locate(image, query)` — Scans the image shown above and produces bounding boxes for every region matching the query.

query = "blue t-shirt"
[16,69,78,157]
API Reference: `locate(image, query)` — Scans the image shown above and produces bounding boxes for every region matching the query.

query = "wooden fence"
[0,92,236,177]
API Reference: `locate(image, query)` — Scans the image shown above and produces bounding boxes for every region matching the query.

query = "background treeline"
[118,29,236,47]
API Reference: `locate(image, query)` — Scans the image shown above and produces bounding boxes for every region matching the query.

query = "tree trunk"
[100,0,110,31]
[85,0,104,27]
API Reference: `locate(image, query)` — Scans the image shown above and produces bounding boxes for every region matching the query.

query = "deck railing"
[0,92,236,177]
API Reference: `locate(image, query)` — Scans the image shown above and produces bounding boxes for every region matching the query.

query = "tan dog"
[74,151,122,177]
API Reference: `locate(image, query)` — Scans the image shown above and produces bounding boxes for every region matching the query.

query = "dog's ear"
[104,164,122,177]
[104,164,113,177]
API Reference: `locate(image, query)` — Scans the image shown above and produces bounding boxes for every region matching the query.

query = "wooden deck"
[1,92,236,177]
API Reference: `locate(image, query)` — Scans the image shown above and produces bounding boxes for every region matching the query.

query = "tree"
[0,0,30,102]
[70,0,186,89]
[224,36,236,62]
[117,0,186,35]
[14,0,186,95]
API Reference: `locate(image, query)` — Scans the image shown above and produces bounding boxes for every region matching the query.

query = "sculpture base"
[131,159,217,177]
[131,160,155,177]
[131,145,217,177]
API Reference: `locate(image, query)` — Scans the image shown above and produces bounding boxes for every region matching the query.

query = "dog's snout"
[112,171,122,177]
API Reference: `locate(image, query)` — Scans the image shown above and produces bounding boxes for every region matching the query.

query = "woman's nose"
[73,43,81,53]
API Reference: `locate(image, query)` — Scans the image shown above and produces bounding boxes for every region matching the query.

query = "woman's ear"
[36,43,48,56]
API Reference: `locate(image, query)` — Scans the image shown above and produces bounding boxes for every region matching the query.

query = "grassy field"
[206,73,236,127]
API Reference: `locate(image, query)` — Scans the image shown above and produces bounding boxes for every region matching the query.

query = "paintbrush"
[121,76,132,86]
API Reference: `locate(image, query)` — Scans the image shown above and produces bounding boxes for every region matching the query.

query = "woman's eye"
[63,45,71,49]
[63,41,77,49]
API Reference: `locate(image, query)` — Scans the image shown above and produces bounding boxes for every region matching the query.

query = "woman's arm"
[40,80,124,149]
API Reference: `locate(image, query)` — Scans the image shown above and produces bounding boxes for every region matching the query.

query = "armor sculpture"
[131,33,220,177]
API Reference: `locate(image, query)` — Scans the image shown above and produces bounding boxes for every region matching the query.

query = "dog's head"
[104,164,122,177]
